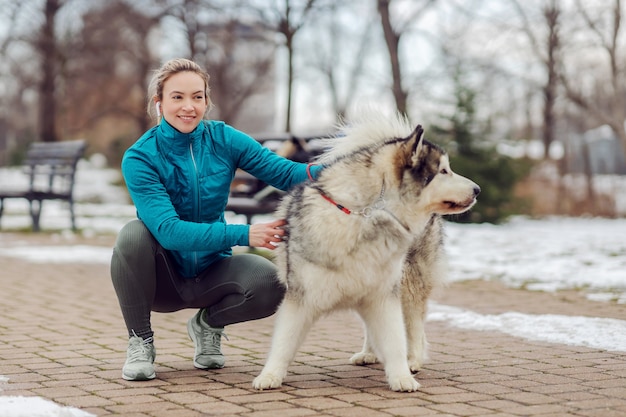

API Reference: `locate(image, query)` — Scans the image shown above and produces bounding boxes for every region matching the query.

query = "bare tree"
[541,1,560,160]
[307,2,375,121]
[376,0,436,116]
[560,0,626,156]
[510,0,562,159]
[0,0,71,144]
[37,0,63,142]
[172,0,206,60]
[168,0,277,128]
[0,0,158,150]
[199,19,275,126]
[62,1,160,139]
[248,0,322,132]
[282,0,314,131]
[0,2,41,152]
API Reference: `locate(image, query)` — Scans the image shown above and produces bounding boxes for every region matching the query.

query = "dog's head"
[397,125,480,216]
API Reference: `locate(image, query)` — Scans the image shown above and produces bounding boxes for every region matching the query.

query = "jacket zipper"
[189,141,201,277]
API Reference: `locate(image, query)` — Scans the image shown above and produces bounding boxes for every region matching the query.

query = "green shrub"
[448,150,533,223]
[427,71,533,223]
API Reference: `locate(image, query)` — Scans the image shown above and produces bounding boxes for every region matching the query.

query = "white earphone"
[156,101,162,118]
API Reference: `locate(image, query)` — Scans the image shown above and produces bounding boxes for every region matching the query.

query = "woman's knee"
[114,220,155,260]
[258,275,285,311]
[111,220,159,283]
[245,256,286,314]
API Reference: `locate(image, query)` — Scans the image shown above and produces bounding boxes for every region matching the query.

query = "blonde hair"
[146,58,213,122]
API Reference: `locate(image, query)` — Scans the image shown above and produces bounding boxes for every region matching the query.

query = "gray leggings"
[110,220,285,340]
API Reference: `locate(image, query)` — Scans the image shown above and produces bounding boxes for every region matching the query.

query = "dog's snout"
[473,185,481,196]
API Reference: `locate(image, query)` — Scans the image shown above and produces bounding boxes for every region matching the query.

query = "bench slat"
[0,140,86,231]
[224,134,326,223]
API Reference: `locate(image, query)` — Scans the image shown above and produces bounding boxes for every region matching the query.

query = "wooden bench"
[225,134,326,222]
[226,196,281,224]
[226,183,284,224]
[0,140,86,231]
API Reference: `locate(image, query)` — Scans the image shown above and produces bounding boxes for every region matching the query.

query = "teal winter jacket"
[122,118,321,279]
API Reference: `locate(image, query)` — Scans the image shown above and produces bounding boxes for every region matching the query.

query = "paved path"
[0,232,625,417]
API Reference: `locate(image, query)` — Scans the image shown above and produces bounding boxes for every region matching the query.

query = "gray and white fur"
[253,111,480,392]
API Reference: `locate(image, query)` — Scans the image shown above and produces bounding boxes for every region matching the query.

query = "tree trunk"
[542,2,560,159]
[285,31,294,132]
[581,139,596,213]
[377,0,407,115]
[39,0,60,143]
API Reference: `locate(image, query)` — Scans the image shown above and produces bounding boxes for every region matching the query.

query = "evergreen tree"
[430,72,532,224]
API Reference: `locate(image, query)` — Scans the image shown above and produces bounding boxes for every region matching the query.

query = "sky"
[0,158,625,416]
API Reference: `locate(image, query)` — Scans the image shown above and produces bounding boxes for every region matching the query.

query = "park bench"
[226,134,326,223]
[0,139,86,231]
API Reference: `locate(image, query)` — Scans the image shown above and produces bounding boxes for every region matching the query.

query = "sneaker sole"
[122,371,156,381]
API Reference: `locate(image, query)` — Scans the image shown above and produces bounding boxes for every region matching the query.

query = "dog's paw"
[252,372,283,390]
[388,375,420,392]
[407,347,428,373]
[350,351,379,366]
[408,354,427,373]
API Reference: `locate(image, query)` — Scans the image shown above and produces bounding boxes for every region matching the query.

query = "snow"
[0,373,92,416]
[0,397,94,417]
[0,245,113,264]
[445,217,626,303]
[428,303,626,352]
[1,158,626,416]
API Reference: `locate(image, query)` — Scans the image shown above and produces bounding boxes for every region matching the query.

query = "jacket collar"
[156,117,205,155]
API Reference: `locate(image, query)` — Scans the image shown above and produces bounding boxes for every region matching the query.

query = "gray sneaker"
[122,332,156,381]
[187,309,226,369]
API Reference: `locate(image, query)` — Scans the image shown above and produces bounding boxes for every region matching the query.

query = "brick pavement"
[0,232,625,417]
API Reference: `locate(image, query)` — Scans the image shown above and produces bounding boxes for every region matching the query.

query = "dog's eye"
[440,168,448,175]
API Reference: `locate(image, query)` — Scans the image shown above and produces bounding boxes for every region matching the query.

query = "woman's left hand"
[249,219,287,250]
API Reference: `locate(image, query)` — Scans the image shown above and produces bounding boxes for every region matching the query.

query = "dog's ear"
[408,125,425,167]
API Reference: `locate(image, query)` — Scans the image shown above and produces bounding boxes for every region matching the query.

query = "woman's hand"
[249,219,287,250]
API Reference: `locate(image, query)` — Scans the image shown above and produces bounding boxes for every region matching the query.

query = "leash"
[308,162,411,231]
[307,163,352,214]
[312,173,386,218]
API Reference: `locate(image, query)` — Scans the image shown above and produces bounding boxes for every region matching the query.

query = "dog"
[252,111,480,392]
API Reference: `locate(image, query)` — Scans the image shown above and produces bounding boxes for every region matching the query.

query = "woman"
[111,58,321,381]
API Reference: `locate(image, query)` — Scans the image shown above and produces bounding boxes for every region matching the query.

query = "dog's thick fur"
[252,111,480,392]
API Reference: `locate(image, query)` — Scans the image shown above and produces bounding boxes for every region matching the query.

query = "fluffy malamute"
[253,111,480,392]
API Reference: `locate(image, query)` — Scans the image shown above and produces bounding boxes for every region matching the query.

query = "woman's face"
[158,71,208,134]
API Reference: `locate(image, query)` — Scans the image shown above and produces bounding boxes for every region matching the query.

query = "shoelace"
[199,328,228,355]
[127,332,153,363]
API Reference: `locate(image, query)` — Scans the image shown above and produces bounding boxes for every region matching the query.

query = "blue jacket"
[122,118,321,278]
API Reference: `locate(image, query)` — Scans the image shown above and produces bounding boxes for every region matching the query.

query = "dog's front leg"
[404,298,428,373]
[358,296,420,392]
[253,297,314,390]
